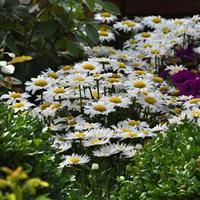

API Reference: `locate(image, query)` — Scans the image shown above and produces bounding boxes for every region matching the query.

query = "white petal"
[0,61,8,67]
[1,64,15,74]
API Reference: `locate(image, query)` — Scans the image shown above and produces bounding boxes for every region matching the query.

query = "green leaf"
[83,0,95,12]
[55,39,83,56]
[102,1,120,15]
[85,24,99,45]
[35,20,58,37]
[33,139,42,147]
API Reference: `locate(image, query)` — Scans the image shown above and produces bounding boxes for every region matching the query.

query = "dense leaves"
[0,103,73,199]
[116,122,200,200]
[0,0,120,82]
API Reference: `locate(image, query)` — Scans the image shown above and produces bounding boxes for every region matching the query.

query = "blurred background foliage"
[0,0,120,83]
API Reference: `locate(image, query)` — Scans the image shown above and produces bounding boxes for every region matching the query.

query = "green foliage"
[0,0,120,81]
[116,122,200,200]
[0,103,72,199]
[0,167,50,200]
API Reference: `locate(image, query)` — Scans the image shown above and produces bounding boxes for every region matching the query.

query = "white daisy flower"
[82,137,110,147]
[60,153,90,168]
[84,101,115,117]
[74,61,103,74]
[52,139,72,152]
[1,91,30,104]
[11,100,34,113]
[100,95,131,108]
[166,64,187,75]
[114,20,143,32]
[142,16,165,28]
[99,30,115,43]
[25,76,53,94]
[94,12,117,23]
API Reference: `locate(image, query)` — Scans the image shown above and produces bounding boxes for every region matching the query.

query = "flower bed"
[0,8,200,199]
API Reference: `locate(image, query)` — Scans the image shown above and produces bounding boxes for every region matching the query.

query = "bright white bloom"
[114,20,143,32]
[84,101,115,117]
[1,92,30,104]
[60,153,90,168]
[166,65,187,75]
[94,12,117,23]
[0,61,15,74]
[99,30,115,43]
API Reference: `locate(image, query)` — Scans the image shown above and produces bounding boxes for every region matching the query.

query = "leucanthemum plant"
[1,12,200,199]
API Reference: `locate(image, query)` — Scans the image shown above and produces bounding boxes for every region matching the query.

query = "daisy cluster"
[1,14,200,167]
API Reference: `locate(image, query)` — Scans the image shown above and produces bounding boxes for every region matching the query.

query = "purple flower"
[172,69,197,86]
[176,44,196,62]
[179,77,200,96]
[159,69,170,80]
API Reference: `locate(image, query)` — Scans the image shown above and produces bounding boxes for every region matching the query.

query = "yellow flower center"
[101,12,111,17]
[63,65,72,71]
[162,27,171,34]
[108,96,122,103]
[130,39,137,45]
[73,76,85,82]
[91,139,102,145]
[110,73,121,78]
[94,104,107,112]
[74,132,85,138]
[118,62,126,68]
[51,102,61,109]
[143,130,149,135]
[13,102,24,109]
[118,54,128,59]
[122,21,136,27]
[192,111,200,117]
[128,120,140,126]
[68,157,80,164]
[171,89,179,96]
[99,31,109,36]
[152,76,163,83]
[120,128,131,132]
[92,91,101,99]
[10,92,22,99]
[151,49,160,55]
[141,32,151,38]
[34,80,48,87]
[106,78,119,83]
[82,63,95,70]
[175,19,183,25]
[143,43,152,48]
[173,108,181,114]
[189,98,200,104]
[145,96,157,104]
[40,102,51,110]
[152,17,161,24]
[48,72,58,79]
[133,81,146,88]
[93,73,101,78]
[137,54,145,59]
[160,86,169,92]
[132,63,140,68]
[127,131,138,137]
[135,70,146,75]
[53,87,65,94]
[68,120,77,126]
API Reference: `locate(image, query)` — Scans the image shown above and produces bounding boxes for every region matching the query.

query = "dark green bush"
[116,122,200,200]
[0,103,73,199]
[0,0,120,82]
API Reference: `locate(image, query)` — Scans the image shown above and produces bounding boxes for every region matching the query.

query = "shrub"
[0,0,120,81]
[0,103,73,199]
[116,122,200,200]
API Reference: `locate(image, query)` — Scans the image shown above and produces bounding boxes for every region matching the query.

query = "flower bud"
[91,163,99,170]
